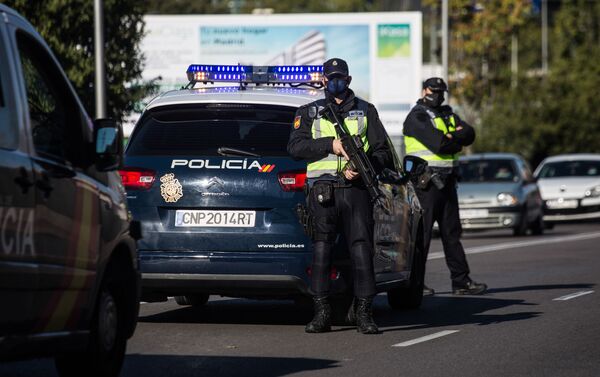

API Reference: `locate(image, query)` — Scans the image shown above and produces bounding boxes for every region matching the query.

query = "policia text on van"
[0,5,140,377]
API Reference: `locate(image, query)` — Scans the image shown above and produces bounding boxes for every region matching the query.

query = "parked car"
[0,5,140,377]
[534,154,600,224]
[122,64,426,312]
[457,153,544,235]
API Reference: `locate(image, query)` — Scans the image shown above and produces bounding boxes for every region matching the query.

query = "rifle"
[319,103,384,206]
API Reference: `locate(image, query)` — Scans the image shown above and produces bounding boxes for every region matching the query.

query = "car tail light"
[118,168,156,190]
[278,170,306,192]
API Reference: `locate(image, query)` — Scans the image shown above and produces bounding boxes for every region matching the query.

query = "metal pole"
[94,0,106,118]
[541,0,548,74]
[442,0,448,82]
[430,7,438,64]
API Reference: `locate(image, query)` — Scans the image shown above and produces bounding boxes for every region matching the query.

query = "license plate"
[459,209,489,219]
[546,199,578,209]
[175,210,256,227]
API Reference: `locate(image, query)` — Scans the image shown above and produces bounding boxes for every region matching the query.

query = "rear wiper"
[217,147,261,158]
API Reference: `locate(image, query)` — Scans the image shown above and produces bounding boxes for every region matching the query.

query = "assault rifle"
[319,103,384,207]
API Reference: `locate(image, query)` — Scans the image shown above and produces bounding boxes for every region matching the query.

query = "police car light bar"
[185,64,323,87]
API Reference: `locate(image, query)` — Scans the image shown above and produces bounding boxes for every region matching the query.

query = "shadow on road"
[377,294,541,333]
[140,299,313,325]
[486,283,594,294]
[121,354,339,377]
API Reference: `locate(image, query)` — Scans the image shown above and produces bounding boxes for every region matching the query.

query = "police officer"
[403,77,487,296]
[287,58,392,334]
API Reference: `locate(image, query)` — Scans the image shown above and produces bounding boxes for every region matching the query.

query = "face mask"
[326,78,349,96]
[423,91,445,108]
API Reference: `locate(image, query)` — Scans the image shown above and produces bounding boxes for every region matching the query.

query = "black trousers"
[308,183,376,298]
[415,177,471,286]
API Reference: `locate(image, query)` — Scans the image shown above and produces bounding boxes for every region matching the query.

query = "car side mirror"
[403,155,428,178]
[94,118,123,172]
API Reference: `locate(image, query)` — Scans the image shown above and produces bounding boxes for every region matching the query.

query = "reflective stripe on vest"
[404,113,458,168]
[306,110,369,179]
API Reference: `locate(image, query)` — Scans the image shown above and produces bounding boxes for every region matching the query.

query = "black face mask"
[326,78,349,96]
[423,91,445,108]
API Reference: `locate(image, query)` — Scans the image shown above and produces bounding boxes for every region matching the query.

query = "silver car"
[457,153,544,235]
[534,154,600,224]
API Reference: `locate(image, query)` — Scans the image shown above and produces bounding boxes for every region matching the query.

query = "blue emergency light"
[185,64,324,88]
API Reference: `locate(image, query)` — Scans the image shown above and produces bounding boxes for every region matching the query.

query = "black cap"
[423,77,448,92]
[323,58,349,78]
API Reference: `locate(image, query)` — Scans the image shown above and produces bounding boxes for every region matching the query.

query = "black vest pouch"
[312,181,334,205]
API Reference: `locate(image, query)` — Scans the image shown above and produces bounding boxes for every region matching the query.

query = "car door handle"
[14,168,34,193]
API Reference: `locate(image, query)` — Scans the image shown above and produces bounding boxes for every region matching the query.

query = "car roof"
[459,153,522,161]
[539,153,600,164]
[146,85,324,111]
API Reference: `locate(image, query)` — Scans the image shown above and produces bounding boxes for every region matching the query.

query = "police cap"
[323,58,349,78]
[423,77,448,92]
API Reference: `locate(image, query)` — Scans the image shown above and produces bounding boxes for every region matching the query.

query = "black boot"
[356,297,379,334]
[305,296,332,333]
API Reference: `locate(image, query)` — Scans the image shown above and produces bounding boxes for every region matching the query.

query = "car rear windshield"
[126,104,296,156]
[459,159,519,183]
[537,160,600,178]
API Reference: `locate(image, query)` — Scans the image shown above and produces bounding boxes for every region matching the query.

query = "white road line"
[392,330,459,347]
[428,231,600,260]
[553,290,594,301]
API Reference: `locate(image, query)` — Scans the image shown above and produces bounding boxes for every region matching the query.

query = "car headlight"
[584,186,600,197]
[497,192,518,206]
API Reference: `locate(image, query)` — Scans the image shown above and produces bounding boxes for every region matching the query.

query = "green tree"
[4,0,157,122]
[476,0,600,166]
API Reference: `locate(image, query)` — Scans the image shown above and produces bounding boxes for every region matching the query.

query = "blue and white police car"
[122,64,425,310]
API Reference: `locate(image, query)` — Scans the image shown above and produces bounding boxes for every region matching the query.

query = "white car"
[534,154,600,223]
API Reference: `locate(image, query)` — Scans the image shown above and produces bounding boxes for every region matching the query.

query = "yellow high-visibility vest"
[307,101,370,178]
[404,106,458,168]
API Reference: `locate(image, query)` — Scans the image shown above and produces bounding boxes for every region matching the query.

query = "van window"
[0,29,18,150]
[16,31,85,163]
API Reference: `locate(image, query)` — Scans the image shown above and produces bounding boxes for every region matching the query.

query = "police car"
[123,64,425,311]
[0,5,140,377]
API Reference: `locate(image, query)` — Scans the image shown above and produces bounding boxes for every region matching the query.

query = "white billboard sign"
[140,12,422,142]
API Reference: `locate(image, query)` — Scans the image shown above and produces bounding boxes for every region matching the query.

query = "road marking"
[553,290,594,301]
[392,330,459,347]
[428,231,600,260]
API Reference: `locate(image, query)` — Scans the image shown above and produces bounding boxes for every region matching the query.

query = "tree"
[475,0,600,166]
[4,0,157,122]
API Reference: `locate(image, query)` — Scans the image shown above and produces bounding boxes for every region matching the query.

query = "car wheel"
[55,274,127,377]
[530,214,544,235]
[512,212,528,236]
[174,294,210,307]
[387,229,425,310]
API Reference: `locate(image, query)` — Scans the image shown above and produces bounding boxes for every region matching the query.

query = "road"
[2,223,600,377]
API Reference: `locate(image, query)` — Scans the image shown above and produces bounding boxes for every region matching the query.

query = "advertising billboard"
[140,12,422,147]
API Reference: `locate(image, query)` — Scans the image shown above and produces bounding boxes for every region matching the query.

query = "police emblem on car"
[160,173,183,202]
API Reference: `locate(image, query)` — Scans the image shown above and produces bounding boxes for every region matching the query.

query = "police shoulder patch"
[293,115,301,129]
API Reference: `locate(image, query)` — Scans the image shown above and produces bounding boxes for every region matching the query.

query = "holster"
[295,203,313,238]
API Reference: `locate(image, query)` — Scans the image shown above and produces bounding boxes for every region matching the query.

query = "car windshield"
[537,160,600,178]
[459,159,519,183]
[126,104,296,156]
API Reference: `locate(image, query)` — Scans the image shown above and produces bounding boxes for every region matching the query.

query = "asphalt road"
[2,222,600,377]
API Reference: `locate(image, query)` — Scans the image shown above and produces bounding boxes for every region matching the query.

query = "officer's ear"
[346,76,352,86]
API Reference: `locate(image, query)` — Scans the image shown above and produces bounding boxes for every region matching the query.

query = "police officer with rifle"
[288,58,392,334]
[403,77,487,296]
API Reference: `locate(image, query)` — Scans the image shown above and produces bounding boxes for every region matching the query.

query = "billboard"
[140,13,422,143]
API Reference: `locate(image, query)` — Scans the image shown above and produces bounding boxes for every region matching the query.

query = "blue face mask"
[326,78,349,96]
